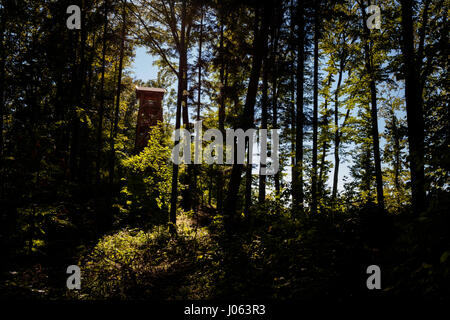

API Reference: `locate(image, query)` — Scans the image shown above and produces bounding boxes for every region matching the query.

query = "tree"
[224,0,271,227]
[95,0,110,183]
[0,2,5,159]
[320,1,351,205]
[310,0,322,214]
[132,0,198,231]
[109,0,128,186]
[258,50,269,204]
[292,0,305,214]
[399,0,426,213]
[380,94,409,212]
[358,0,384,210]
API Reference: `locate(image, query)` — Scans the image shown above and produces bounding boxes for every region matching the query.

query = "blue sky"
[128,46,159,82]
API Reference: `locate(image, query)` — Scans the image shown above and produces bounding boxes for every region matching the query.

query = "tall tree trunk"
[180,2,193,212]
[197,7,203,122]
[293,0,304,214]
[76,4,88,183]
[258,58,269,203]
[319,76,332,199]
[0,5,5,199]
[369,77,384,209]
[109,3,126,185]
[391,110,403,208]
[224,1,270,229]
[387,104,402,208]
[217,21,225,212]
[169,0,188,233]
[85,33,97,111]
[271,0,282,205]
[318,99,328,197]
[400,0,426,213]
[332,57,344,201]
[391,111,401,192]
[311,3,320,214]
[360,0,384,210]
[289,0,296,214]
[245,141,252,215]
[95,0,108,183]
[69,27,81,180]
[193,6,203,212]
[272,85,280,202]
[0,7,5,159]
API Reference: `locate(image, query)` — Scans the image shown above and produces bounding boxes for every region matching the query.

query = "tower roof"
[135,87,166,93]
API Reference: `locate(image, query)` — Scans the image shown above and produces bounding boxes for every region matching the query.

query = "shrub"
[116,123,172,227]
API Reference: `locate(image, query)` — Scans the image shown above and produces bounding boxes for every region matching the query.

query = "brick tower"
[135,87,165,151]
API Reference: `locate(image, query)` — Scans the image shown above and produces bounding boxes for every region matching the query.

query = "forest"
[0,0,449,302]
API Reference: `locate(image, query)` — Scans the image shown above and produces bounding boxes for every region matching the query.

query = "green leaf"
[440,251,450,264]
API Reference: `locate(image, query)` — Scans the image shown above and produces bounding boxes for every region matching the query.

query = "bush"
[78,213,217,300]
[116,123,172,227]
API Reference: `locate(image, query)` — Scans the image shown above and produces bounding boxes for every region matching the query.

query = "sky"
[128,46,159,82]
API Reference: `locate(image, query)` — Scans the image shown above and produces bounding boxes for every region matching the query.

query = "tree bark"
[293,0,304,214]
[169,0,188,234]
[193,6,204,212]
[95,0,108,183]
[0,7,5,158]
[109,3,127,185]
[181,2,194,212]
[224,1,270,228]
[245,141,252,215]
[319,76,332,198]
[391,111,401,192]
[69,25,81,180]
[400,0,426,213]
[332,57,344,201]
[369,76,384,209]
[271,0,282,205]
[258,58,269,203]
[360,0,384,210]
[196,7,203,122]
[217,21,226,213]
[311,3,320,214]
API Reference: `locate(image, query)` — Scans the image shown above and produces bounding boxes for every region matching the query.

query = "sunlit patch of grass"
[78,211,218,299]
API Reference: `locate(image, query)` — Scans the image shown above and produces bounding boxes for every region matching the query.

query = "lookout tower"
[135,87,165,151]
